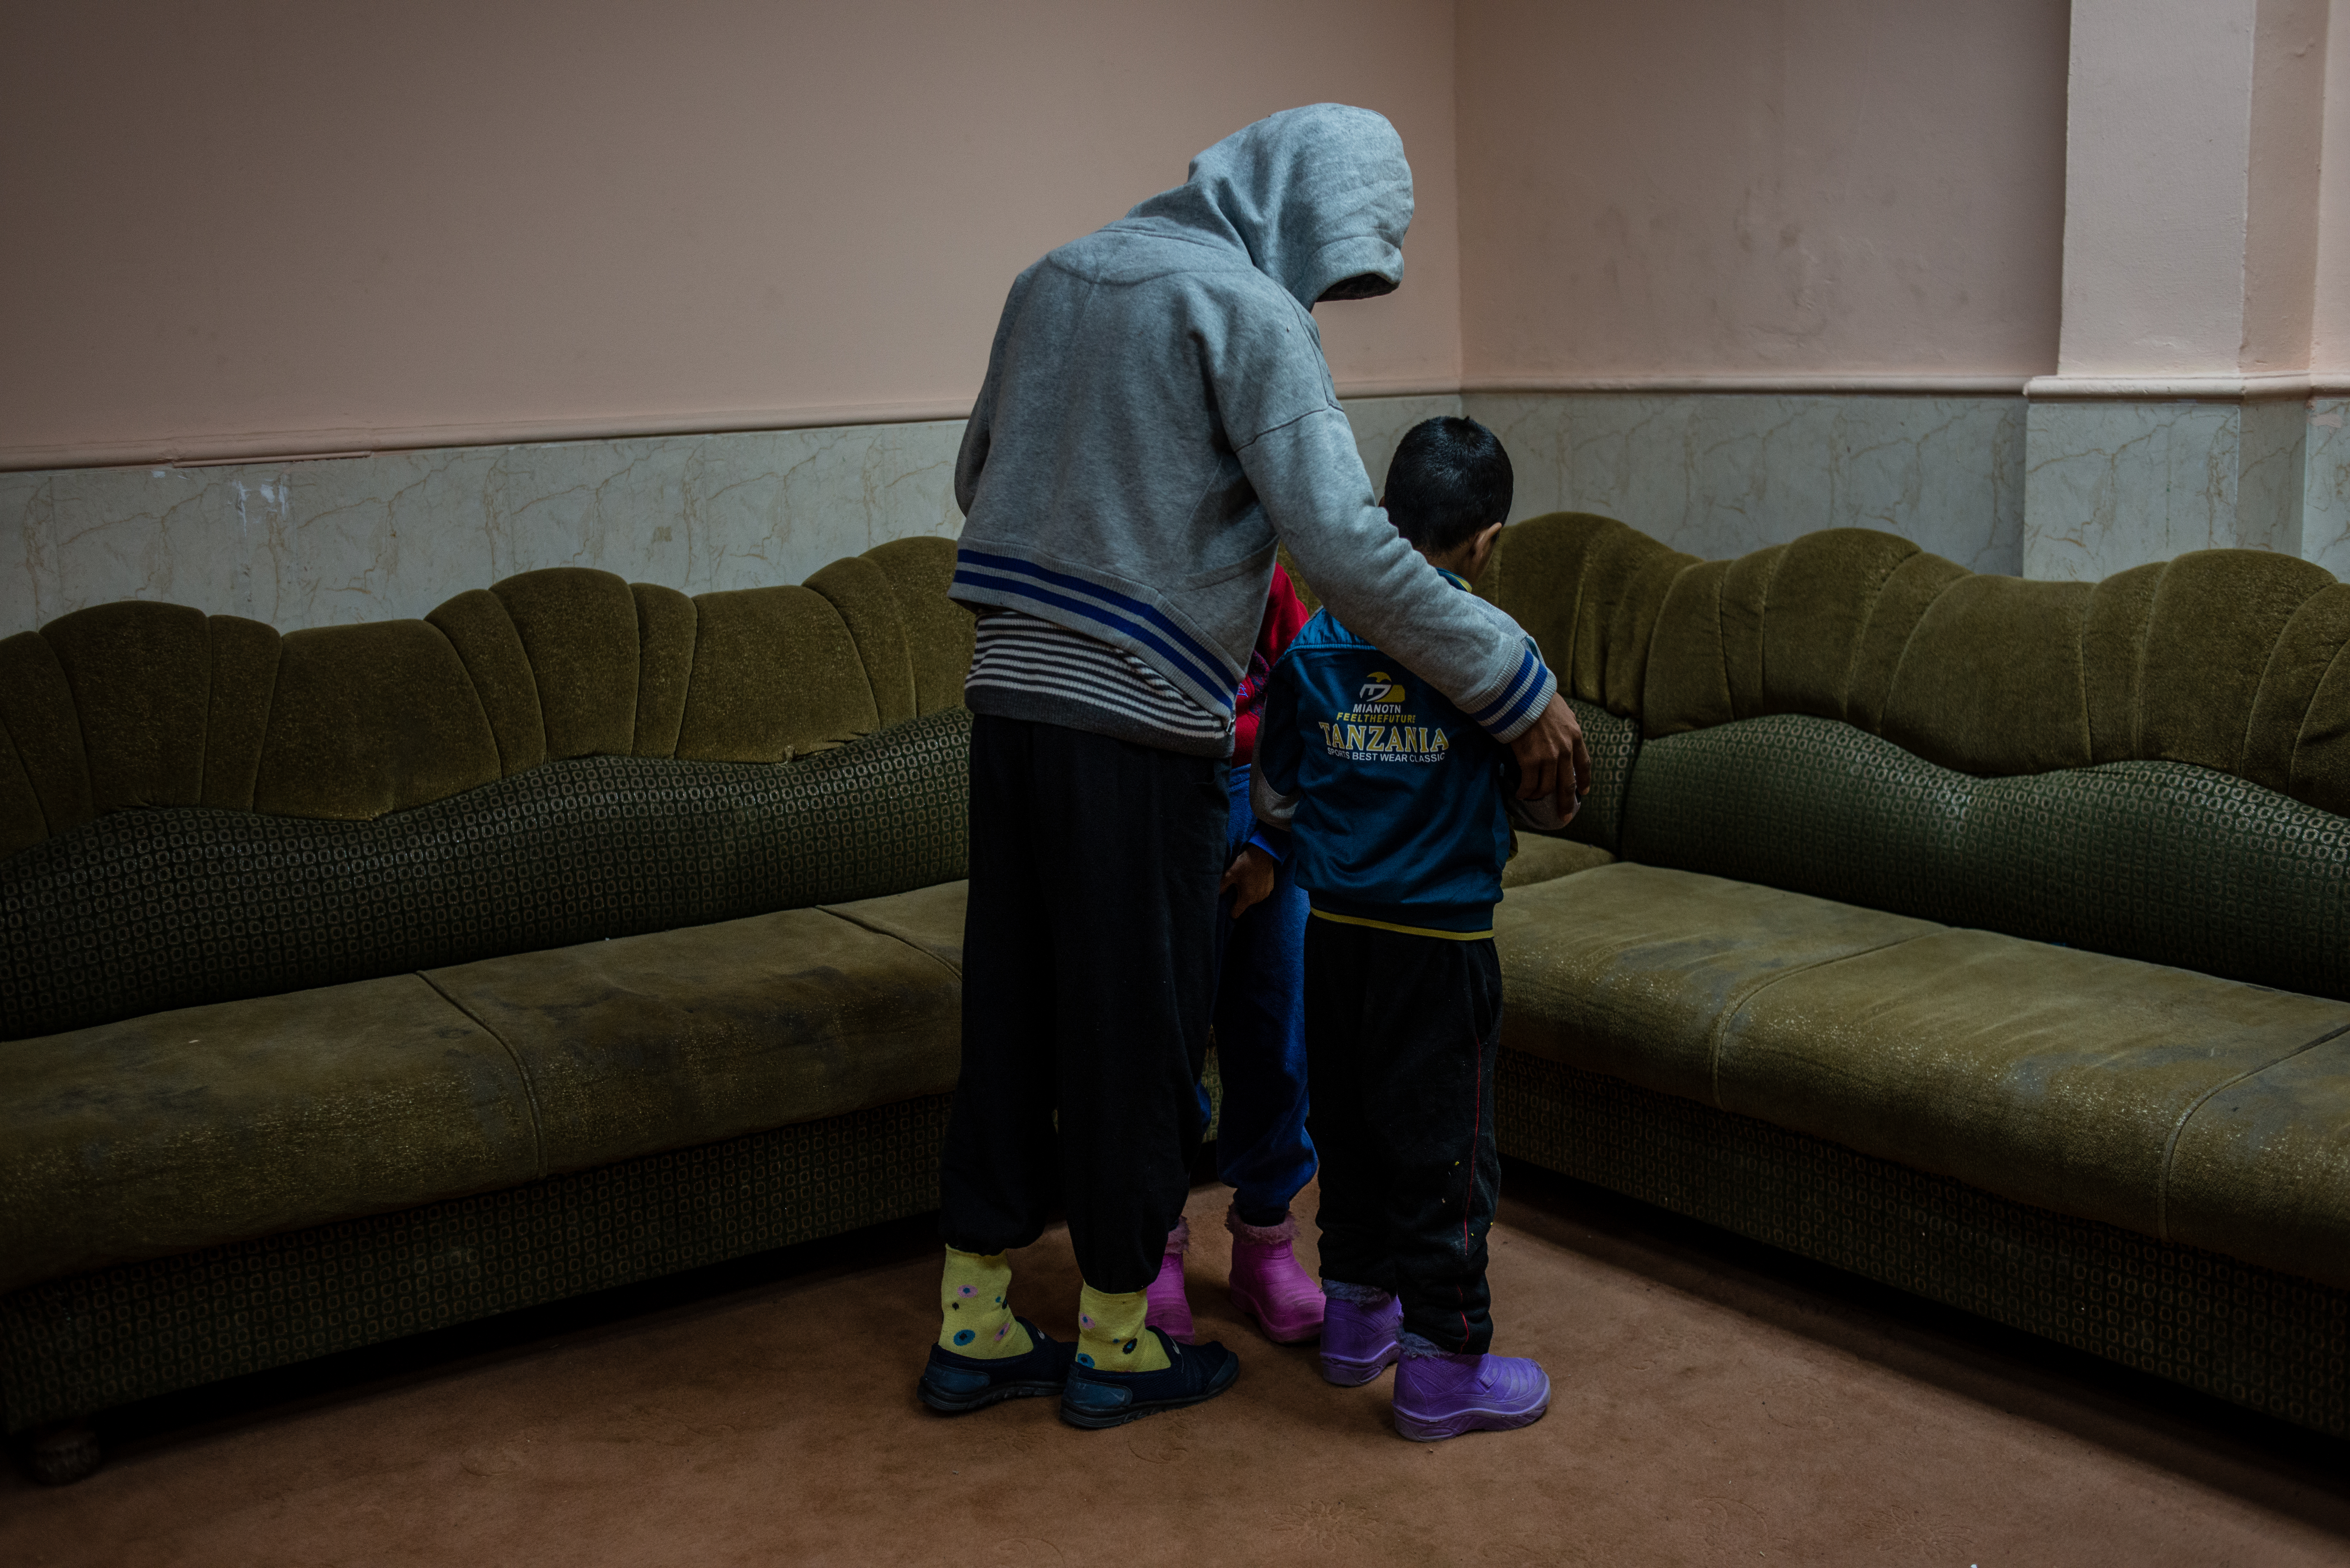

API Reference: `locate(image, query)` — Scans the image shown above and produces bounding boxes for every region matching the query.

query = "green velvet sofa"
[1466,515,2350,1442]
[7,510,2350,1484]
[0,538,996,1481]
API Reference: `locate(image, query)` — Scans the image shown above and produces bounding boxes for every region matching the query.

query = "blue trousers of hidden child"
[1196,764,1317,1224]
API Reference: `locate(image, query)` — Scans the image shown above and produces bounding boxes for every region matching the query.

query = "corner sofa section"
[1472,516,2350,1438]
[16,504,2350,1465]
[0,539,986,1452]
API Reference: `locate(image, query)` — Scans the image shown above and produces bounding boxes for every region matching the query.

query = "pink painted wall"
[37,1,2342,469]
[1452,0,2072,386]
[2057,0,2262,376]
[2240,0,2330,375]
[2057,0,2328,380]
[0,0,1461,470]
[2316,0,2350,378]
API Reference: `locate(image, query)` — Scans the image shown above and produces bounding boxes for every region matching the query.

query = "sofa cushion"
[1716,929,2350,1240]
[41,600,213,815]
[1501,835,1613,889]
[823,879,970,972]
[0,975,537,1294]
[1628,525,2350,817]
[1555,699,1640,854]
[201,614,283,810]
[629,583,698,757]
[1880,575,2095,776]
[676,585,877,762]
[1622,712,2350,1001]
[0,707,971,1042]
[1497,863,2350,1264]
[861,536,973,719]
[2167,1030,2350,1290]
[425,902,962,1175]
[806,555,919,728]
[427,588,547,777]
[0,739,44,862]
[1493,863,1939,1104]
[492,568,643,762]
[2138,550,2336,779]
[0,630,94,845]
[1847,552,1973,735]
[1759,529,1925,726]
[254,619,505,819]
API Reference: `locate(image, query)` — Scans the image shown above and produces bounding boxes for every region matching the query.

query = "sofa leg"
[17,1423,102,1486]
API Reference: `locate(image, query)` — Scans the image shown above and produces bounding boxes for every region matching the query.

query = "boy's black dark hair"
[1381,416,1514,555]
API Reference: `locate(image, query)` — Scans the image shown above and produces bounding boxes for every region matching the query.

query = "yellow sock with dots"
[1075,1283,1171,1373]
[938,1248,1033,1359]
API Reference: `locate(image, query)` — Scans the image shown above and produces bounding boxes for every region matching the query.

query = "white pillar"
[2022,0,2330,579]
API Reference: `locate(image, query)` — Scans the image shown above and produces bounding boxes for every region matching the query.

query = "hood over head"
[1126,104,1413,310]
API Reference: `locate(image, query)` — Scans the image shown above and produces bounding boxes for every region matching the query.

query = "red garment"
[1230,564,1311,767]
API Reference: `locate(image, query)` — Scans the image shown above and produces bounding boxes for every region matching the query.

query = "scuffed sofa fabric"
[0,537,981,1443]
[12,512,2350,1453]
[1474,514,2350,1436]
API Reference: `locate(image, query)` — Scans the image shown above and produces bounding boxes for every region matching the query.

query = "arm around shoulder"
[1238,413,1532,729]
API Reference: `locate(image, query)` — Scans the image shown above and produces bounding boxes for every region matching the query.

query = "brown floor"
[7,1169,2350,1567]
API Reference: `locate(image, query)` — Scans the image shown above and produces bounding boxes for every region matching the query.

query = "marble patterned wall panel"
[1,396,1459,640]
[2302,400,2350,579]
[3,421,969,638]
[2019,399,2254,581]
[2238,399,2310,558]
[1464,392,2025,574]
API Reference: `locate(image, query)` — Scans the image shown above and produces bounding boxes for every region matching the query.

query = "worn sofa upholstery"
[1466,515,2350,1438]
[10,508,2350,1459]
[0,539,991,1447]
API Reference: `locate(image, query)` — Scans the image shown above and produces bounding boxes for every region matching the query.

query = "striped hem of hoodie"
[964,610,1234,758]
[951,548,1239,718]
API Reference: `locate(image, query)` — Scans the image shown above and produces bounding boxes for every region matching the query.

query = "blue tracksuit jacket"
[1250,571,1562,939]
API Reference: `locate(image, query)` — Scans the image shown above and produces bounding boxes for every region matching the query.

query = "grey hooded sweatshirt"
[951,104,1556,756]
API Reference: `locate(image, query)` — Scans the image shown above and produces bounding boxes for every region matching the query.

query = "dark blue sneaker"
[1059,1327,1239,1429]
[918,1317,1076,1414]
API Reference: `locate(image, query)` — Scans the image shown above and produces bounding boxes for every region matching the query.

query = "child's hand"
[1221,845,1277,919]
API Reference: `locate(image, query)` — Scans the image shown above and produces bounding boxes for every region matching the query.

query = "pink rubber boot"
[1225,1207,1325,1344]
[1143,1219,1194,1343]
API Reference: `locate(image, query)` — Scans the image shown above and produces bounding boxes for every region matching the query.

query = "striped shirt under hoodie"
[965,562,1318,757]
[964,608,1232,753]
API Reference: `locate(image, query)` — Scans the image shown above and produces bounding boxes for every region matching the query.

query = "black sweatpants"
[1303,916,1505,1354]
[938,713,1229,1293]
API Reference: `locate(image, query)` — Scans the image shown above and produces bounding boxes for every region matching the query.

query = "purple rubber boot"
[1317,1286,1402,1386]
[1390,1336,1551,1442]
[1143,1219,1194,1343]
[1226,1208,1325,1345]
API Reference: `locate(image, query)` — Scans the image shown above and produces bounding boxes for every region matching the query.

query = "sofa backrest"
[0,536,973,851]
[1471,513,2350,1000]
[0,538,977,1041]
[0,710,972,1041]
[1467,515,1693,852]
[1622,712,2350,1000]
[1638,526,2350,807]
